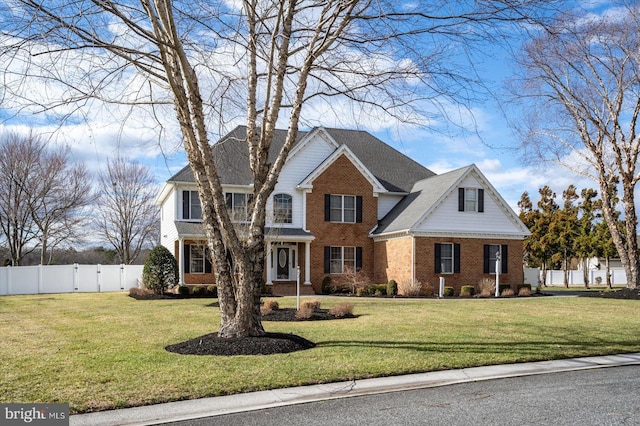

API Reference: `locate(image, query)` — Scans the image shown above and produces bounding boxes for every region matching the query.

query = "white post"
[296,265,301,310]
[304,241,311,285]
[97,264,102,293]
[120,264,125,290]
[266,242,273,285]
[439,277,445,298]
[73,263,79,292]
[495,251,501,298]
[178,238,185,286]
[38,264,43,294]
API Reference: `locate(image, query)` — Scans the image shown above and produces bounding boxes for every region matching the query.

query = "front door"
[276,247,290,280]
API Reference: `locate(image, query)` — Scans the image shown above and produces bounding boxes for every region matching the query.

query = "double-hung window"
[324,246,363,274]
[182,190,202,220]
[434,243,460,274]
[458,188,484,212]
[226,192,252,222]
[325,194,362,223]
[273,194,293,224]
[190,245,205,274]
[484,244,508,274]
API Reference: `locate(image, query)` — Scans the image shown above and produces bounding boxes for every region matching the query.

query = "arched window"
[273,194,292,224]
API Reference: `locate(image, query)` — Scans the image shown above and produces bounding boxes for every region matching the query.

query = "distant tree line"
[0,132,160,266]
[518,185,620,288]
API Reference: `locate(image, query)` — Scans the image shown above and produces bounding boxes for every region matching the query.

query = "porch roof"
[174,221,314,241]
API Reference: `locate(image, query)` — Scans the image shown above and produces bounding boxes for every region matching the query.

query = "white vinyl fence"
[525,267,628,287]
[0,264,143,296]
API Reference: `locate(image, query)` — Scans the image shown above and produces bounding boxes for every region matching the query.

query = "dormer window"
[458,188,484,213]
[273,194,292,224]
[182,190,202,220]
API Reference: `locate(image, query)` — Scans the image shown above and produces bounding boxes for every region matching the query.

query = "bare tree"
[2,1,553,336]
[29,146,94,264]
[96,158,159,265]
[0,132,93,265]
[515,3,640,288]
[0,132,41,265]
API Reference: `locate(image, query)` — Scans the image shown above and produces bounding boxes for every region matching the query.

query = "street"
[163,365,640,426]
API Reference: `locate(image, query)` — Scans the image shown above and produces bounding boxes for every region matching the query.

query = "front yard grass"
[1,293,639,413]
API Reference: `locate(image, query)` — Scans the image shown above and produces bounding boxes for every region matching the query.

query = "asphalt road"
[162,365,640,426]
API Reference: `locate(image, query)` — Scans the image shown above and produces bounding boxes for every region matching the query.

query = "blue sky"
[0,1,611,213]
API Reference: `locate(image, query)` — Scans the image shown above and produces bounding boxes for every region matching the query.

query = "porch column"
[304,241,311,284]
[266,241,273,285]
[178,237,185,286]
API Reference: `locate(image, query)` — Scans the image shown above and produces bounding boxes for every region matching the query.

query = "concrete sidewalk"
[70,353,640,426]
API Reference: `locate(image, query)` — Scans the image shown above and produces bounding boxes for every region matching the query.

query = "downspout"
[411,232,415,284]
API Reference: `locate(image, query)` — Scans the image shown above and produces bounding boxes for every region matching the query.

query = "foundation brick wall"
[413,237,524,294]
[374,237,524,294]
[373,237,413,284]
[306,154,378,293]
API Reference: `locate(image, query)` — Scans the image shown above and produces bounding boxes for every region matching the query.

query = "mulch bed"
[165,307,355,356]
[165,332,316,356]
[579,287,640,300]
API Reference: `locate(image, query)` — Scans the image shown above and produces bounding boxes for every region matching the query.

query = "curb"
[70,353,640,426]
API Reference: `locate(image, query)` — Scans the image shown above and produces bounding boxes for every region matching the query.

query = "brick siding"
[306,154,377,293]
[375,236,524,294]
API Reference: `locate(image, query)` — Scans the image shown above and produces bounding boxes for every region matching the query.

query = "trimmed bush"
[518,287,532,297]
[260,299,279,316]
[301,300,321,310]
[501,288,515,297]
[356,286,370,297]
[207,285,218,298]
[142,245,179,295]
[460,285,475,297]
[443,286,454,297]
[398,279,422,297]
[498,284,512,295]
[387,280,398,296]
[295,306,314,320]
[177,285,190,296]
[375,284,387,296]
[328,302,354,318]
[192,286,206,297]
[321,276,332,294]
[517,284,531,292]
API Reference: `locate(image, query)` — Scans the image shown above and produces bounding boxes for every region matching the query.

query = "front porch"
[264,227,315,294]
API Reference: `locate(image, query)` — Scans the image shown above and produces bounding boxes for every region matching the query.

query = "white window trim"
[226,192,252,222]
[464,188,478,212]
[273,193,293,224]
[330,246,356,274]
[190,244,205,274]
[183,190,202,221]
[330,194,356,223]
[440,242,454,274]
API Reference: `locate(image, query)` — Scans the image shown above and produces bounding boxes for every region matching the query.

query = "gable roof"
[373,166,469,235]
[372,164,530,237]
[297,144,388,194]
[167,126,435,193]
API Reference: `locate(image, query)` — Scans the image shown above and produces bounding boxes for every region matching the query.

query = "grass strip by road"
[1,293,639,413]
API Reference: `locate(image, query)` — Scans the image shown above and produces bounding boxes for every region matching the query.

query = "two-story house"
[155,126,530,295]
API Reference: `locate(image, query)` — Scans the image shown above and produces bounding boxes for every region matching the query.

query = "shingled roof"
[167,126,435,193]
[372,166,471,235]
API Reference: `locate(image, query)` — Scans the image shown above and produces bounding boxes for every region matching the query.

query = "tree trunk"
[582,258,590,289]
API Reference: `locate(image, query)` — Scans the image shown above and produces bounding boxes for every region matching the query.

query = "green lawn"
[1,293,639,414]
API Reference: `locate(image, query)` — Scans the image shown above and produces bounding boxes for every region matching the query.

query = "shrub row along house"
[155,126,530,295]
